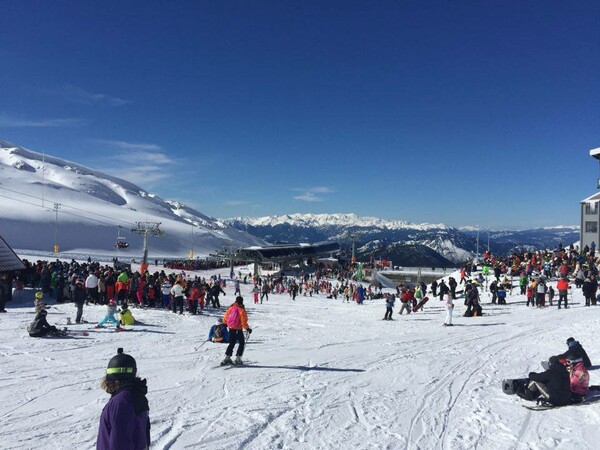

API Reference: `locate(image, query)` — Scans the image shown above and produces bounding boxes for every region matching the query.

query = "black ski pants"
[75,302,84,323]
[384,307,393,320]
[558,290,568,308]
[226,329,246,357]
[172,296,184,314]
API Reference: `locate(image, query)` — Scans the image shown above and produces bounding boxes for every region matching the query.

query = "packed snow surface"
[2,267,600,449]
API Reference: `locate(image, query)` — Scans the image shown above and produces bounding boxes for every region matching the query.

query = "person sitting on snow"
[517,356,572,406]
[208,318,230,343]
[555,337,592,369]
[119,303,136,326]
[28,309,62,337]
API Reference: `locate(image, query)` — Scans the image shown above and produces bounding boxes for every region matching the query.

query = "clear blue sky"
[1,1,599,229]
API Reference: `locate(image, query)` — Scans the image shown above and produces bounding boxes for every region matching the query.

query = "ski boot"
[234,356,243,366]
[95,324,105,329]
[220,356,233,366]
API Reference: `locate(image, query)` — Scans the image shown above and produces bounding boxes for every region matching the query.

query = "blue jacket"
[97,380,150,450]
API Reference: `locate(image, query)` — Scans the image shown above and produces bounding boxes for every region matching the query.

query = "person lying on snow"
[208,318,230,343]
[516,356,572,406]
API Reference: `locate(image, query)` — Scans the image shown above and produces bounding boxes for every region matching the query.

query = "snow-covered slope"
[2,264,600,449]
[0,140,263,256]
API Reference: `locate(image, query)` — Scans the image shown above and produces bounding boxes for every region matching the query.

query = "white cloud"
[293,186,335,202]
[50,85,131,106]
[0,114,86,127]
[92,139,162,151]
[90,140,177,187]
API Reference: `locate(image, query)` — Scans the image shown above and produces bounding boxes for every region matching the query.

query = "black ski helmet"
[106,348,137,381]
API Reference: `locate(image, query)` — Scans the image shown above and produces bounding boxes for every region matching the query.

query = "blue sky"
[1,1,599,229]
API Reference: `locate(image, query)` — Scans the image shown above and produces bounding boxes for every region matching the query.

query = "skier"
[73,278,86,324]
[97,348,150,450]
[260,282,269,303]
[221,296,252,366]
[517,356,572,406]
[383,294,395,320]
[555,337,592,369]
[209,282,226,308]
[28,309,62,337]
[170,280,185,314]
[252,285,259,304]
[119,303,136,326]
[208,318,230,343]
[96,299,123,330]
[444,292,454,326]
[557,277,570,309]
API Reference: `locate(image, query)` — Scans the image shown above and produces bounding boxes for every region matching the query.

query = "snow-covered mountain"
[224,214,580,266]
[0,140,264,257]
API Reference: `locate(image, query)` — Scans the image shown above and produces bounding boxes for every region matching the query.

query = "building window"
[585,221,598,233]
[585,203,598,215]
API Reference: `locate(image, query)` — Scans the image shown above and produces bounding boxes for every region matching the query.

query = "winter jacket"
[28,312,54,336]
[223,303,249,330]
[170,283,184,297]
[556,279,569,291]
[85,274,99,289]
[444,293,454,310]
[97,379,150,450]
[119,308,135,326]
[557,342,592,369]
[528,362,572,406]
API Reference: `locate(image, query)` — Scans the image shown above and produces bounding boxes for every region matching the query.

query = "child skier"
[221,296,252,365]
[96,299,123,330]
[252,285,259,304]
[119,303,136,326]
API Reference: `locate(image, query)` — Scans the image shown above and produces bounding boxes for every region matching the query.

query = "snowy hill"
[0,140,264,257]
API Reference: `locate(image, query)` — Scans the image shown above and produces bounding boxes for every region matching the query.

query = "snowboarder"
[555,337,592,369]
[399,290,411,315]
[517,356,572,406]
[221,296,252,365]
[383,295,395,320]
[97,348,150,450]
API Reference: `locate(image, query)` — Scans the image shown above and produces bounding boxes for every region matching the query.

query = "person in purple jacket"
[97,348,150,450]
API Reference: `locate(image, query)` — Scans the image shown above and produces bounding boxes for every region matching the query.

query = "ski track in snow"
[2,268,600,449]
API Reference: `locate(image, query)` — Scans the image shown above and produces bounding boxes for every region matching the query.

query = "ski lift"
[115,226,129,249]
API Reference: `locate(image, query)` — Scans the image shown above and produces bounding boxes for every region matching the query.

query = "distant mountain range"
[223,214,580,267]
[0,139,580,266]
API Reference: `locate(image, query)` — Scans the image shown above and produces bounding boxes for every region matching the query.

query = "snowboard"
[413,296,429,313]
[502,378,529,395]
